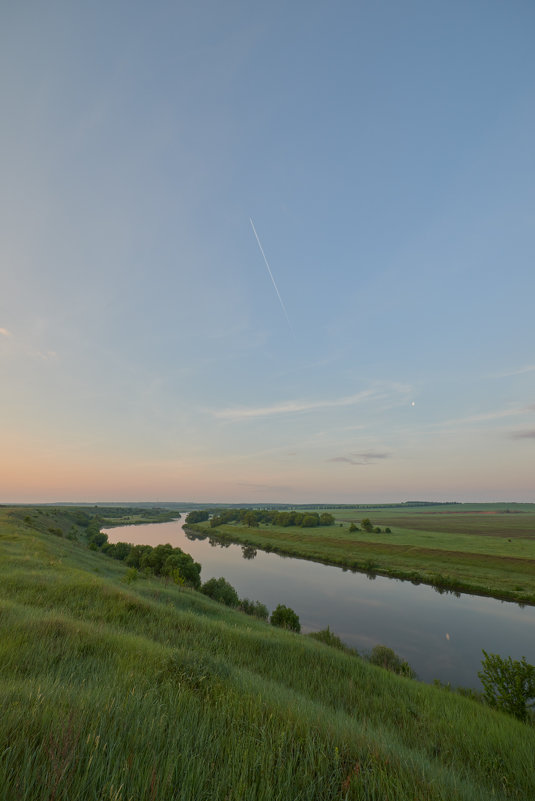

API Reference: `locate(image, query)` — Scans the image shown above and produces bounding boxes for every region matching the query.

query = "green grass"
[1,506,535,800]
[194,503,535,604]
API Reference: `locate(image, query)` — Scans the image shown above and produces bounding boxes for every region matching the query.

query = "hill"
[1,506,534,800]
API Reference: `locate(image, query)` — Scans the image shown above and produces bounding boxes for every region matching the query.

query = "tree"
[270,604,301,633]
[360,518,374,533]
[368,645,415,678]
[319,513,335,526]
[349,523,359,533]
[201,577,240,607]
[478,650,535,721]
[185,510,209,524]
[240,598,269,620]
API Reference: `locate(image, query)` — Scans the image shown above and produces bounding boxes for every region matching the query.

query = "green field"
[190,504,535,604]
[2,504,535,799]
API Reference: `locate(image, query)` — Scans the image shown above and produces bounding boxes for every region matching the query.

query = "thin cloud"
[214,390,377,421]
[438,407,528,428]
[494,364,535,378]
[29,349,58,362]
[351,451,389,461]
[0,328,13,338]
[510,430,535,440]
[328,451,390,466]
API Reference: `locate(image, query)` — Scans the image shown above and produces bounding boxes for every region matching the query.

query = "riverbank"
[1,505,535,800]
[186,506,535,605]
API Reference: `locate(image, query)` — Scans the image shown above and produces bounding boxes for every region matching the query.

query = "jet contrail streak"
[249,217,292,330]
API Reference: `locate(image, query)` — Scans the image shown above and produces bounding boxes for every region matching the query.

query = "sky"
[1,1,534,504]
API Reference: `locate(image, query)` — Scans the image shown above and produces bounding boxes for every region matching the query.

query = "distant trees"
[242,511,259,528]
[184,508,337,530]
[185,510,209,525]
[357,519,390,534]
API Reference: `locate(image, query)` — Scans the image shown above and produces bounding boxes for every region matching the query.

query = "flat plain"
[190,503,535,604]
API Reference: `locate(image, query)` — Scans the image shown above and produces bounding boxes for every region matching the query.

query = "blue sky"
[1,1,534,503]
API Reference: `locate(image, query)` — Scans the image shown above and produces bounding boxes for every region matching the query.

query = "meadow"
[1,504,535,800]
[190,504,535,605]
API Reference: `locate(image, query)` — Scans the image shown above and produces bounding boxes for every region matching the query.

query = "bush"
[240,598,269,620]
[368,645,415,678]
[270,604,301,633]
[201,577,240,607]
[478,650,535,721]
[308,626,357,655]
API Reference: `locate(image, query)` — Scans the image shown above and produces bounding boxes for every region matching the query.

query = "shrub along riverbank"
[1,505,535,800]
[185,504,535,605]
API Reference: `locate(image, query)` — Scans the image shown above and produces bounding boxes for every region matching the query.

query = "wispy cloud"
[214,389,377,421]
[509,430,535,440]
[438,407,528,428]
[328,451,390,466]
[33,350,58,362]
[0,328,13,338]
[493,364,535,378]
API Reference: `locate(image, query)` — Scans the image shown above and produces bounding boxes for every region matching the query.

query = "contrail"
[249,217,292,330]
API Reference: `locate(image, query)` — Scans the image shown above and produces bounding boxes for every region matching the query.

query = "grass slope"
[1,506,534,800]
[195,504,535,604]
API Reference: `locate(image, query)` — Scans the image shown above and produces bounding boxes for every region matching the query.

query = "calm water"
[104,518,535,688]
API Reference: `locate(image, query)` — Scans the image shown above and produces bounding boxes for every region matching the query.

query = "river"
[104,517,535,688]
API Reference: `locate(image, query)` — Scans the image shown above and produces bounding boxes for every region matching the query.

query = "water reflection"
[242,545,257,560]
[104,518,535,689]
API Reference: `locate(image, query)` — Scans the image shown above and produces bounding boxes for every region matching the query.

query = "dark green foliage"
[88,530,108,548]
[270,604,301,632]
[185,510,209,524]
[368,645,416,678]
[349,522,359,532]
[114,543,201,588]
[242,511,259,527]
[201,577,240,607]
[239,598,269,620]
[188,507,337,530]
[308,626,358,656]
[478,650,535,721]
[360,517,374,532]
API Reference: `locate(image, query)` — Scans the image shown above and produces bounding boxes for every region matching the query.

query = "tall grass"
[1,507,534,800]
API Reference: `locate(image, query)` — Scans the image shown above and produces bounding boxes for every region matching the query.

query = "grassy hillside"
[191,504,535,604]
[1,506,534,800]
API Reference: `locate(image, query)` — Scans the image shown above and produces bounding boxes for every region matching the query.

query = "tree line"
[186,508,335,529]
